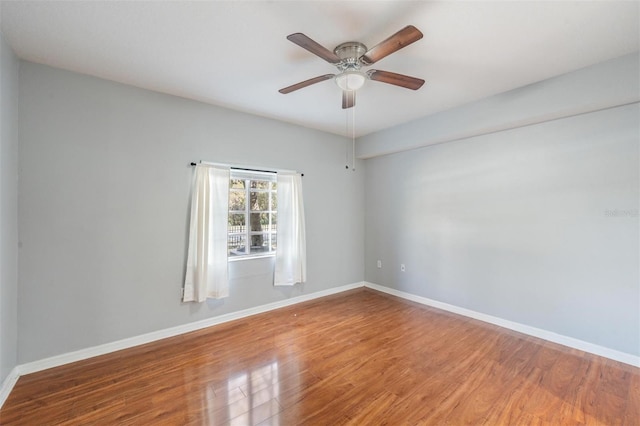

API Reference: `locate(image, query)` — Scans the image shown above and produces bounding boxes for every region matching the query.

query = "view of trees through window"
[228,173,277,257]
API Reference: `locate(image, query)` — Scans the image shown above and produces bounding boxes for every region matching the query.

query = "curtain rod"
[190,161,303,177]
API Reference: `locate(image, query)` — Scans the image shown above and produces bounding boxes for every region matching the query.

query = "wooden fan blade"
[342,90,355,109]
[279,74,335,94]
[367,70,425,90]
[287,33,341,64]
[360,25,423,65]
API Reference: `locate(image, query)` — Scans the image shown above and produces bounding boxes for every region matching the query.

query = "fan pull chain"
[345,105,350,169]
[345,101,356,171]
[351,103,356,171]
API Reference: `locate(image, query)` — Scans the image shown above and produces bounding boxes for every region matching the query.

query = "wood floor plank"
[1,288,637,425]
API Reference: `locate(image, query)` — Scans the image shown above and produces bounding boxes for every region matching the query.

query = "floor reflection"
[225,361,281,425]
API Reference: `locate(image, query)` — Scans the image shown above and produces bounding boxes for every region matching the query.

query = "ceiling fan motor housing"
[334,42,367,71]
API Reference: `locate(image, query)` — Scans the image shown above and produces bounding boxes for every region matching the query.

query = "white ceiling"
[1,1,638,137]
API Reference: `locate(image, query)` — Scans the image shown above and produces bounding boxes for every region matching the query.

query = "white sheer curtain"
[274,172,307,286]
[183,164,230,302]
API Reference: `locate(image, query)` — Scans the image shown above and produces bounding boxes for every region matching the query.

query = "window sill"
[228,253,275,262]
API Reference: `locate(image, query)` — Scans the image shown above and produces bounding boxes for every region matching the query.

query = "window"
[228,169,277,258]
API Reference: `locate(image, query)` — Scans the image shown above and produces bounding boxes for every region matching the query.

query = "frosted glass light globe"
[335,71,366,91]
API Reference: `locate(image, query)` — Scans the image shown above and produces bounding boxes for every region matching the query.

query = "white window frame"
[228,169,277,261]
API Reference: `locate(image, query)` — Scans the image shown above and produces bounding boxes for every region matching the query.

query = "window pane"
[262,223,275,234]
[271,181,277,191]
[270,192,277,210]
[250,213,275,232]
[250,180,269,190]
[230,179,246,189]
[249,191,269,211]
[250,213,264,232]
[249,233,275,253]
[229,190,245,211]
[228,213,245,229]
[228,235,246,257]
[254,233,276,251]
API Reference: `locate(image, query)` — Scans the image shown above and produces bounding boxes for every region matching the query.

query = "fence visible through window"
[228,225,277,256]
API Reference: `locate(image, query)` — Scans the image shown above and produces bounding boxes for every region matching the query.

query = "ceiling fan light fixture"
[335,71,366,91]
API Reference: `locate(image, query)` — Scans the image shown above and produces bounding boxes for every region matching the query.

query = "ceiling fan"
[279,25,425,109]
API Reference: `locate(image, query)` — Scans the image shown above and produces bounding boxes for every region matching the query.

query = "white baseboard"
[364,282,640,368]
[0,366,20,409]
[0,281,364,409]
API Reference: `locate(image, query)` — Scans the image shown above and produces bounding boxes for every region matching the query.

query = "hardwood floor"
[1,288,638,425]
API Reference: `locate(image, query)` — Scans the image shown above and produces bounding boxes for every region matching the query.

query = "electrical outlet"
[377,260,382,268]
[400,264,406,272]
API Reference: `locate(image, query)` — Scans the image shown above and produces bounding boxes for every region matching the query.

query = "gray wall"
[358,53,639,159]
[364,102,639,356]
[0,32,19,382]
[18,62,364,363]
